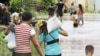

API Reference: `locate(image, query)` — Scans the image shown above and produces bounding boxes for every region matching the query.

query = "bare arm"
[60,28,68,36]
[31,35,44,56]
[4,26,10,35]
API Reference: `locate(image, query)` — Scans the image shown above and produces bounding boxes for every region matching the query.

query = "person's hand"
[60,27,68,36]
[4,26,10,35]
[31,35,44,56]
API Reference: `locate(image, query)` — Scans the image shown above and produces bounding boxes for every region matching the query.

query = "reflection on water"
[60,21,100,56]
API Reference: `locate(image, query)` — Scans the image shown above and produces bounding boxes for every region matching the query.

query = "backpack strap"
[47,39,59,45]
[47,34,59,45]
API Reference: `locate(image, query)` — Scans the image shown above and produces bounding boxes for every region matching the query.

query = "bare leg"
[82,17,84,25]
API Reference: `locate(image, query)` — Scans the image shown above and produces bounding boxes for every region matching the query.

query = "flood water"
[60,21,100,56]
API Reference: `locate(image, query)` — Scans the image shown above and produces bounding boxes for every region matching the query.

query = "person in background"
[56,0,64,21]
[85,45,94,56]
[48,3,55,18]
[77,4,84,25]
[1,6,10,26]
[72,11,79,28]
[5,12,43,56]
[11,12,23,25]
[70,3,76,20]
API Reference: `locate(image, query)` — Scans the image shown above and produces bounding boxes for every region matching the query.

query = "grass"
[0,29,11,56]
[0,29,43,56]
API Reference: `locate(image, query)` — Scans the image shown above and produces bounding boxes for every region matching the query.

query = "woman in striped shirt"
[5,12,43,56]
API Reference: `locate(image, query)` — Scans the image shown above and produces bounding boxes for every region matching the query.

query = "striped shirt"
[14,23,36,53]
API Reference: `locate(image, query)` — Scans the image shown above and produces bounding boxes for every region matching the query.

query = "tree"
[9,0,22,13]
[41,0,56,11]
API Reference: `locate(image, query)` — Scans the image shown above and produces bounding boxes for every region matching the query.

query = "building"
[64,0,95,12]
[86,0,95,12]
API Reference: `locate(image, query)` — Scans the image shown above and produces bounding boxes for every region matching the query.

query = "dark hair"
[78,4,84,13]
[48,7,55,16]
[60,0,63,1]
[22,12,32,21]
[71,3,74,6]
[40,21,48,35]
[85,45,94,55]
[19,12,23,17]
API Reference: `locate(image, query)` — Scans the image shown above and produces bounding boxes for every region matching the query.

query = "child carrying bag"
[5,24,16,51]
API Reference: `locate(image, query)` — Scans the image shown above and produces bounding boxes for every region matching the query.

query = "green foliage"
[24,0,37,11]
[41,0,56,11]
[0,30,11,55]
[9,0,22,13]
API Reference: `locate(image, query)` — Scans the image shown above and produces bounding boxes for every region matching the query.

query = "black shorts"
[70,12,74,15]
[57,12,63,17]
[45,54,61,56]
[12,52,31,56]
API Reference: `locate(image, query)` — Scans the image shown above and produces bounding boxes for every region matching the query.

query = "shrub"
[9,0,22,13]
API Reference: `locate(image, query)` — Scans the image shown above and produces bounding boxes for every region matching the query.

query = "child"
[77,4,84,25]
[72,11,79,28]
[85,45,94,56]
[48,3,55,18]
[70,3,76,15]
[56,0,64,22]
